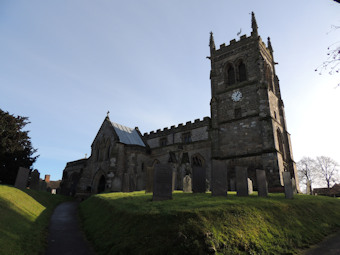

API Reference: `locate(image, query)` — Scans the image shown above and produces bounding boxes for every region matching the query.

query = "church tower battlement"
[209,12,298,190]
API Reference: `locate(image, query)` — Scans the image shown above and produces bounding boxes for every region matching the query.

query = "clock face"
[231,90,242,102]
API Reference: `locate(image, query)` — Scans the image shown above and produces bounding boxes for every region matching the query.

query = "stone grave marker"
[292,177,297,194]
[183,175,192,192]
[192,166,206,193]
[236,166,248,196]
[145,167,154,193]
[283,172,293,199]
[306,180,312,195]
[29,169,40,190]
[14,167,30,189]
[122,173,130,192]
[111,177,122,192]
[153,164,173,201]
[247,178,253,194]
[256,169,268,197]
[211,160,228,196]
[229,178,236,191]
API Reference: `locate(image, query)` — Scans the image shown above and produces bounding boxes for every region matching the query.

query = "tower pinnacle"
[251,12,258,37]
[267,37,273,54]
[209,31,216,54]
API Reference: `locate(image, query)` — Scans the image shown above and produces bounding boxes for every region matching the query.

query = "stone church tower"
[209,12,298,190]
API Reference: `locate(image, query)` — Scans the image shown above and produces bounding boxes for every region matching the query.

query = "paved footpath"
[46,201,95,255]
[301,231,340,255]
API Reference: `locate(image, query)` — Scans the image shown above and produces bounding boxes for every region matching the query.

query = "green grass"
[0,185,70,255]
[80,191,340,255]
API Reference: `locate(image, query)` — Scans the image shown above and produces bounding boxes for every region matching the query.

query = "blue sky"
[1,1,339,181]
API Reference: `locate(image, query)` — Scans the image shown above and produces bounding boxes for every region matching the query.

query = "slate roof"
[110,122,145,147]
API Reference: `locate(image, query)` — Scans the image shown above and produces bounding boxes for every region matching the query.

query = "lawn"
[80,191,340,255]
[0,185,70,255]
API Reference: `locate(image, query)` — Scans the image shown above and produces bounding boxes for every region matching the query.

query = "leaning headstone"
[247,178,253,194]
[153,164,173,201]
[283,172,293,199]
[145,167,154,193]
[256,169,268,197]
[122,173,130,192]
[306,180,312,195]
[236,166,248,196]
[183,175,192,192]
[229,178,236,191]
[192,166,206,193]
[211,160,228,196]
[14,167,30,189]
[29,169,40,190]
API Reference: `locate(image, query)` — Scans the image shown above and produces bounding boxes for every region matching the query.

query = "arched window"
[227,66,235,85]
[238,61,247,82]
[277,129,286,160]
[107,145,111,160]
[192,154,205,167]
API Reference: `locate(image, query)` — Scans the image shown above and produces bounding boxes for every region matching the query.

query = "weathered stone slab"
[283,172,293,199]
[236,166,248,196]
[183,175,192,192]
[153,164,173,201]
[256,169,268,197]
[14,167,30,189]
[136,175,144,191]
[248,178,253,194]
[306,180,312,195]
[145,167,154,193]
[29,169,40,190]
[122,173,130,192]
[292,177,297,195]
[211,160,228,196]
[229,178,236,191]
[192,166,206,193]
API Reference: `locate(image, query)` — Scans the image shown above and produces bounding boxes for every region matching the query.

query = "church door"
[98,175,106,193]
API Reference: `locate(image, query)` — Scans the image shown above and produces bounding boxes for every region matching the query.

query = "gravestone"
[192,166,206,193]
[172,168,177,191]
[145,167,154,193]
[292,177,297,194]
[14,167,30,189]
[283,172,293,199]
[229,178,236,191]
[29,169,40,190]
[183,175,192,192]
[136,175,144,191]
[122,173,130,192]
[211,160,228,196]
[236,166,248,196]
[111,177,122,192]
[256,169,268,197]
[153,164,173,201]
[306,180,312,195]
[247,178,253,194]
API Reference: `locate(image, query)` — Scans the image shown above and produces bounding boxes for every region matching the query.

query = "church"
[60,13,299,197]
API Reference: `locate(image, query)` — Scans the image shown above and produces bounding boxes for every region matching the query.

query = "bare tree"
[315,156,339,188]
[297,157,317,193]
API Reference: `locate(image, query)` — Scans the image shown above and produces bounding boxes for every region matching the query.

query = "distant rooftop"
[110,121,145,147]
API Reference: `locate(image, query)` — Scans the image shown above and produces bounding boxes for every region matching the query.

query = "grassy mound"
[0,185,70,255]
[80,191,340,255]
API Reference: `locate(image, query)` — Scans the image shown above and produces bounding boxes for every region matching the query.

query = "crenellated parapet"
[143,117,210,139]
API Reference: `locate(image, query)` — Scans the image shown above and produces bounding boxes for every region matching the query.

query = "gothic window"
[234,107,242,118]
[192,154,204,167]
[107,145,111,160]
[160,137,167,146]
[277,129,286,160]
[238,61,247,82]
[274,111,277,120]
[227,65,236,85]
[182,132,192,143]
